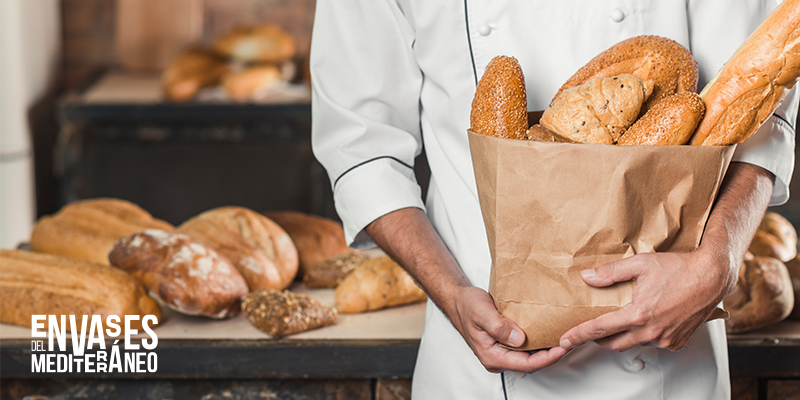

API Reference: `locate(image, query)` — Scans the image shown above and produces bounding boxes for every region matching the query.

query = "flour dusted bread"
[690,0,800,145]
[110,230,248,318]
[540,74,647,143]
[30,198,174,265]
[0,249,161,333]
[242,289,338,337]
[177,206,298,291]
[335,255,426,313]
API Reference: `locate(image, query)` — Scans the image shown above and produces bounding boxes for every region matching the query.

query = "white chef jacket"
[311,1,798,399]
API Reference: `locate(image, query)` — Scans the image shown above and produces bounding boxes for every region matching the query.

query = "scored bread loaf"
[262,211,365,287]
[0,249,161,333]
[177,206,299,291]
[30,198,174,265]
[690,0,800,145]
[241,289,338,337]
[110,230,249,318]
[335,255,427,313]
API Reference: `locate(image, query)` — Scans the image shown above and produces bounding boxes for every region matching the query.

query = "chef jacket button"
[478,24,492,36]
[631,358,645,371]
[610,9,626,22]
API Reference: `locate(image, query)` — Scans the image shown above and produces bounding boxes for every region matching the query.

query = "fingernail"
[581,269,595,278]
[560,338,573,349]
[508,329,524,347]
[514,371,526,378]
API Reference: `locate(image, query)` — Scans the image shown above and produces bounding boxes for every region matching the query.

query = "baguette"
[0,249,161,333]
[690,0,800,145]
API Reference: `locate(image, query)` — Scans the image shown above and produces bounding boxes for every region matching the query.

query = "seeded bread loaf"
[241,289,338,337]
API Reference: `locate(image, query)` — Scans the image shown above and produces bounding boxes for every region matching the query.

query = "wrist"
[694,245,737,303]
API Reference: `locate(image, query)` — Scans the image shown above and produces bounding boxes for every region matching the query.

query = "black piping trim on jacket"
[333,155,414,189]
[502,372,509,400]
[772,113,796,131]
[464,0,478,85]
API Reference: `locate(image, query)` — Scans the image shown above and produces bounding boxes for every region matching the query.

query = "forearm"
[365,207,470,319]
[698,161,775,300]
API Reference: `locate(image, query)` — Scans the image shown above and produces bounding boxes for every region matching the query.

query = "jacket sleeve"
[310,0,425,247]
[688,0,796,206]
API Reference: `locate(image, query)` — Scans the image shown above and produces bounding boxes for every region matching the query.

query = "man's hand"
[452,286,569,373]
[560,162,774,353]
[559,250,726,352]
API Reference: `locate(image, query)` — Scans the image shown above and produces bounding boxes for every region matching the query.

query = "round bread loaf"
[214,25,296,63]
[221,65,282,102]
[749,212,798,263]
[470,55,528,140]
[177,206,299,291]
[724,256,794,333]
[30,198,174,265]
[618,91,705,146]
[553,35,698,116]
[110,230,248,318]
[162,48,230,102]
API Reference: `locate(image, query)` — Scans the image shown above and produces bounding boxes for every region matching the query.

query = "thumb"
[477,311,526,348]
[580,257,641,287]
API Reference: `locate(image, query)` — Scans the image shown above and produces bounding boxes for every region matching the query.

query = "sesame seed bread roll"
[618,92,705,146]
[470,56,528,140]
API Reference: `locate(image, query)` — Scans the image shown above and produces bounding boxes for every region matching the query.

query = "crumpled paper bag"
[468,130,735,350]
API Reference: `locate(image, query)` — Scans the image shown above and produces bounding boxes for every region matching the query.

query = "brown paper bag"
[468,130,735,350]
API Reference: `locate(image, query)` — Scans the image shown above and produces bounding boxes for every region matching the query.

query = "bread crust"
[470,56,528,140]
[242,289,338,337]
[0,249,161,333]
[110,230,248,318]
[177,206,299,291]
[524,124,576,143]
[30,198,174,265]
[690,0,800,145]
[221,65,282,102]
[618,92,705,146]
[554,35,698,116]
[162,48,230,102]
[334,256,426,313]
[214,25,296,64]
[724,256,794,333]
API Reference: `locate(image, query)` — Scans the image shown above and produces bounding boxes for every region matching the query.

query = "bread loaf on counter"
[162,48,230,102]
[0,249,161,333]
[724,256,794,333]
[263,211,364,287]
[110,230,249,318]
[177,206,298,291]
[214,25,296,64]
[784,256,800,321]
[242,289,338,337]
[30,198,174,265]
[335,255,427,313]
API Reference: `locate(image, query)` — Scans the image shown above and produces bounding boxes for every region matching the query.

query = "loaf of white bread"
[0,249,161,333]
[30,198,174,265]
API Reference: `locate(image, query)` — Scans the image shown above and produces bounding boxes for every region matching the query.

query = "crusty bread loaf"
[724,256,794,333]
[30,198,174,265]
[540,74,647,144]
[262,211,362,283]
[470,56,528,140]
[303,252,370,288]
[221,65,282,102]
[214,25,296,64]
[242,289,338,337]
[110,230,249,318]
[749,212,798,263]
[784,256,800,321]
[690,0,800,145]
[335,255,427,313]
[162,48,230,102]
[0,249,161,333]
[177,206,298,291]
[618,92,705,146]
[553,35,698,116]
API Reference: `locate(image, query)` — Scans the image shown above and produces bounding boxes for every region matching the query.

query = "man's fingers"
[559,305,635,349]
[473,307,526,348]
[480,345,570,374]
[580,257,645,287]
